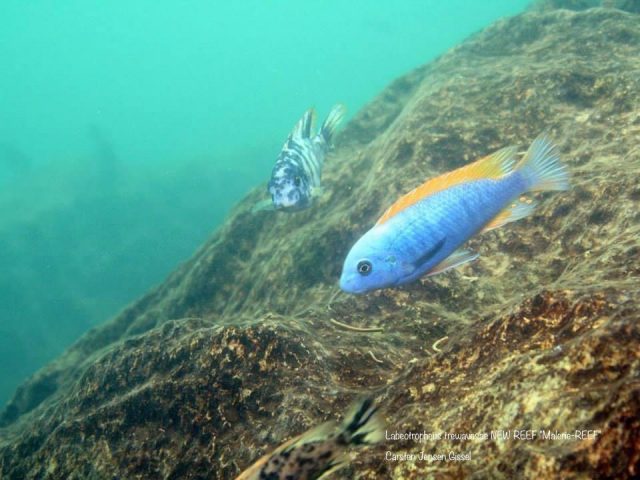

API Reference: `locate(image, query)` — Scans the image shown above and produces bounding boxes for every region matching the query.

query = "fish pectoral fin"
[311,186,325,198]
[412,237,447,271]
[251,199,276,213]
[427,249,478,276]
[481,197,537,233]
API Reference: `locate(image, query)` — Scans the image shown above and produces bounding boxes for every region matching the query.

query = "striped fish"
[340,135,570,294]
[254,104,346,212]
[235,397,383,480]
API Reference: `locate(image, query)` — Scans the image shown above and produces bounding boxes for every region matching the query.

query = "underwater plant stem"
[329,318,384,333]
[368,351,384,364]
[431,335,449,352]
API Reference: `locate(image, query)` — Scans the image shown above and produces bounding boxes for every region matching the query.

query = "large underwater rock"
[2,5,639,480]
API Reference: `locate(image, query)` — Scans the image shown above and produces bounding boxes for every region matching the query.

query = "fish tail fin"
[517,135,570,192]
[338,396,384,447]
[320,104,347,145]
[291,108,317,139]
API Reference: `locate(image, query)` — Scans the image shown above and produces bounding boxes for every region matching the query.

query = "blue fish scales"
[340,135,569,294]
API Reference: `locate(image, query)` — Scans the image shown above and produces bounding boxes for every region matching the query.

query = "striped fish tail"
[337,396,384,447]
[320,104,347,145]
[517,135,570,192]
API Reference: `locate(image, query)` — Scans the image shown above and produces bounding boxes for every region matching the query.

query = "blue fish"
[254,105,346,212]
[340,136,570,294]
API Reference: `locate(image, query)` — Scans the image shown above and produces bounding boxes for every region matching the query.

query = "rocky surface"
[2,4,640,480]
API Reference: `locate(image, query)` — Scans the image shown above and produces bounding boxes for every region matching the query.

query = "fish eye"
[293,176,301,187]
[357,260,372,276]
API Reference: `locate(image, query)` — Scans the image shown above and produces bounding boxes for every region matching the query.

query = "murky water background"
[0,0,529,408]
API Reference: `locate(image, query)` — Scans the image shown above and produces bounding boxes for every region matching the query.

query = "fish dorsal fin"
[285,420,336,451]
[426,249,478,276]
[291,108,317,139]
[235,450,272,480]
[376,146,517,225]
[481,197,537,233]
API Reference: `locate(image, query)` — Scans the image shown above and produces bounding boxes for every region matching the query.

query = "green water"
[0,0,530,406]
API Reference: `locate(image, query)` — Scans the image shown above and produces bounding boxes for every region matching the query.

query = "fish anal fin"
[310,186,325,198]
[427,249,478,276]
[481,197,537,233]
[377,146,517,225]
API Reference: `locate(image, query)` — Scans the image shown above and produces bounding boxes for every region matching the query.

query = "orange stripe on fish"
[376,146,517,225]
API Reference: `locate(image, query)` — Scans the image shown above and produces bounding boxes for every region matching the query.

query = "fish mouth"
[272,191,304,210]
[275,202,305,212]
[273,198,295,209]
[339,275,368,295]
[275,196,311,211]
